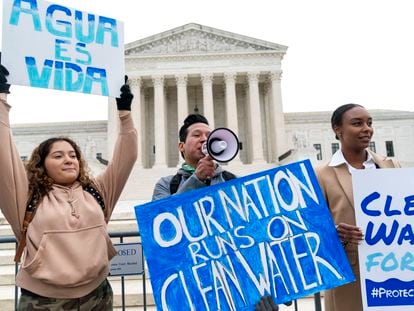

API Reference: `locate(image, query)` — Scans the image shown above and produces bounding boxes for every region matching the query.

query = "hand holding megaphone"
[201,128,239,163]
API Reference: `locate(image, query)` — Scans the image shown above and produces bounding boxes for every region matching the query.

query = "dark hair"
[26,137,92,204]
[179,114,209,142]
[331,103,364,140]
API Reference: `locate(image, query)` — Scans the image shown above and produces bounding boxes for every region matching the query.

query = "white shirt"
[329,149,376,174]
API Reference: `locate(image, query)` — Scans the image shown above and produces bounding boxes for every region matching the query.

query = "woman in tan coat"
[316,103,400,311]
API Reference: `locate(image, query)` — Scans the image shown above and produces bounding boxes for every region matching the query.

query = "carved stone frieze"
[126,29,279,56]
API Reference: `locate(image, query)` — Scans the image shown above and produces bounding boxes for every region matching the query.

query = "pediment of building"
[125,23,287,56]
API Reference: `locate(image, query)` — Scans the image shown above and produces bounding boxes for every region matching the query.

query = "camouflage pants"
[17,279,113,311]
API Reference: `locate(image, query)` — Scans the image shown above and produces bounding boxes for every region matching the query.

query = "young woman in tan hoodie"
[0,63,137,310]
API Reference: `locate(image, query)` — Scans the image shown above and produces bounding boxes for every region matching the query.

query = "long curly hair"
[26,137,93,205]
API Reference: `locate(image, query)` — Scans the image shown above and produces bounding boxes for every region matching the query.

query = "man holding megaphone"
[152,114,280,310]
[152,114,237,199]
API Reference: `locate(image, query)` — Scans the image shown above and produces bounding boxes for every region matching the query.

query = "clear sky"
[1,0,413,124]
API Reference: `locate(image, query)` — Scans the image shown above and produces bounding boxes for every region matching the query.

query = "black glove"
[255,296,279,311]
[0,52,11,94]
[116,75,133,111]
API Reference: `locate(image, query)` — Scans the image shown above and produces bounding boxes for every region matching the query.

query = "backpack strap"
[222,170,237,181]
[14,198,37,263]
[169,170,236,195]
[83,185,105,212]
[14,185,105,263]
[169,173,182,195]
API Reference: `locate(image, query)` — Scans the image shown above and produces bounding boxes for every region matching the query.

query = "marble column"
[175,74,189,124]
[247,71,265,163]
[175,74,188,166]
[129,77,143,167]
[152,75,167,167]
[224,72,239,135]
[224,72,240,162]
[269,70,287,162]
[201,72,215,128]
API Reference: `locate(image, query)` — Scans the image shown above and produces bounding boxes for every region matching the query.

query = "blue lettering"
[365,252,414,272]
[96,16,118,47]
[404,195,414,215]
[46,4,71,38]
[83,67,108,96]
[366,252,383,272]
[384,195,401,216]
[65,63,83,91]
[75,42,92,65]
[75,11,95,44]
[365,220,398,246]
[361,192,381,216]
[25,56,53,88]
[25,57,108,95]
[381,252,398,272]
[397,224,414,245]
[53,61,64,90]
[401,252,414,271]
[55,39,71,61]
[10,0,41,31]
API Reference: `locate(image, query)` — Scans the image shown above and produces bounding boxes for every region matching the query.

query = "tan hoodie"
[0,94,138,298]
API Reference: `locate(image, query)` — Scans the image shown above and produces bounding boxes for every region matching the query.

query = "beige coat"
[315,150,399,311]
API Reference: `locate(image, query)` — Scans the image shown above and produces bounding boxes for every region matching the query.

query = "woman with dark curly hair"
[0,63,137,310]
[26,137,93,204]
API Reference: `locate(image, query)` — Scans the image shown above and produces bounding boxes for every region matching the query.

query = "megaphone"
[202,128,239,163]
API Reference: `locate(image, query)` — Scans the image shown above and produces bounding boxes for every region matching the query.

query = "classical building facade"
[12,110,414,200]
[10,24,414,200]
[108,23,288,168]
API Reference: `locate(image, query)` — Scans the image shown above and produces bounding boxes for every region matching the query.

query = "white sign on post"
[1,0,125,97]
[110,243,144,277]
[353,168,414,311]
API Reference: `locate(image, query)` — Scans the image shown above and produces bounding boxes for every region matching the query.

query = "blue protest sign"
[135,160,354,310]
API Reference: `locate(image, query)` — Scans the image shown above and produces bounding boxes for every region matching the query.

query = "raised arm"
[94,77,138,219]
[0,64,29,240]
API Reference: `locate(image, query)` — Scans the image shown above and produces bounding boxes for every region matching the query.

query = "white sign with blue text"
[135,160,354,311]
[1,0,124,97]
[353,168,414,311]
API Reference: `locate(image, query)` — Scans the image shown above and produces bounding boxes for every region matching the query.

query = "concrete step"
[0,264,17,284]
[0,249,14,266]
[0,243,16,250]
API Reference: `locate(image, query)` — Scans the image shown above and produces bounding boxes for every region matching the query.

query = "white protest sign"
[1,0,124,97]
[109,243,144,276]
[353,168,414,311]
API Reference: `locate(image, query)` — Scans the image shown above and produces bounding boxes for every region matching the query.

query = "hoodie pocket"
[22,224,114,287]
